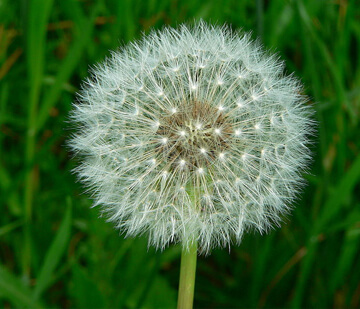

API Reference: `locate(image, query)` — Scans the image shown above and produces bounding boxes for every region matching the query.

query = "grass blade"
[330,222,360,292]
[24,0,54,279]
[0,220,23,237]
[36,3,100,131]
[33,200,72,300]
[292,154,360,308]
[71,264,105,308]
[0,265,42,308]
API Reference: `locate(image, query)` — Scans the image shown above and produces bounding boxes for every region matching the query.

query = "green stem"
[177,241,198,309]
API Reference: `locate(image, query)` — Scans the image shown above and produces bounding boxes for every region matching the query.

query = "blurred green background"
[1,0,360,308]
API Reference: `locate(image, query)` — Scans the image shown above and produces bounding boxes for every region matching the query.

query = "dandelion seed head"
[70,21,314,254]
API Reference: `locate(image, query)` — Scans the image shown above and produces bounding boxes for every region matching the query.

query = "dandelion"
[70,21,314,308]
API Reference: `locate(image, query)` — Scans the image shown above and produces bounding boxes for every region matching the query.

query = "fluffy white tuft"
[70,21,314,254]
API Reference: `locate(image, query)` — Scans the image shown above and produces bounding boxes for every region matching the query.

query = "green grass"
[1,0,360,308]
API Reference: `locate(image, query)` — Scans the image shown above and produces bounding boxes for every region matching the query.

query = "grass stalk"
[23,0,54,279]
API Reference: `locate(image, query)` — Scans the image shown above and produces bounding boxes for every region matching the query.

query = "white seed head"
[70,21,314,254]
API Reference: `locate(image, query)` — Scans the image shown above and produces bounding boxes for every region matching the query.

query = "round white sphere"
[70,21,314,254]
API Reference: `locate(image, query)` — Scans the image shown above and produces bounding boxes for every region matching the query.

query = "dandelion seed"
[154,120,160,128]
[251,94,259,101]
[237,101,244,108]
[70,21,314,256]
[234,129,242,136]
[179,130,186,137]
[190,83,198,91]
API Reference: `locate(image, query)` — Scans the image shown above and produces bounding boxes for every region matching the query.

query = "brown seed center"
[156,100,232,169]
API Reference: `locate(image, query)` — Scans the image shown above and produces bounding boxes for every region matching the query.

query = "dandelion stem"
[177,240,198,309]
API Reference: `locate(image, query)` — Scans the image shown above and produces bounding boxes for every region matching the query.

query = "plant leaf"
[0,265,42,308]
[33,200,72,299]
